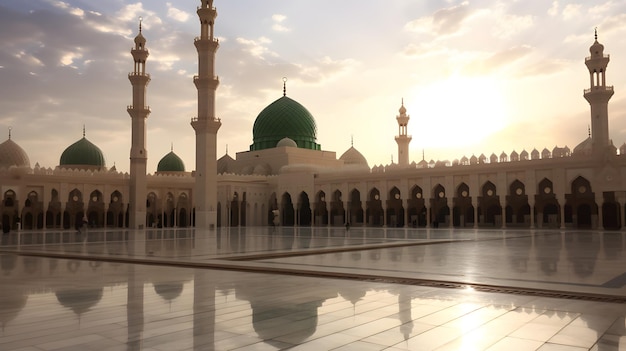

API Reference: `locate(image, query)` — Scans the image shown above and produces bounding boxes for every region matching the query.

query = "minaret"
[128,18,150,229]
[191,0,221,229]
[394,99,412,167]
[584,29,614,155]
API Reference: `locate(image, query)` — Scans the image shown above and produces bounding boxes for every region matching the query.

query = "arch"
[386,187,404,227]
[230,192,240,227]
[164,192,175,227]
[349,189,363,226]
[453,183,473,227]
[506,179,530,227]
[267,192,278,227]
[314,191,328,226]
[281,192,295,226]
[478,181,501,227]
[565,176,598,229]
[298,192,312,226]
[146,192,158,227]
[65,189,85,230]
[535,178,560,228]
[22,191,43,230]
[330,190,344,226]
[366,188,383,226]
[87,190,104,228]
[407,185,426,227]
[430,184,449,227]
[602,192,621,230]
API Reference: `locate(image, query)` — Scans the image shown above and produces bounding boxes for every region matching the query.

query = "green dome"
[59,137,105,168]
[250,96,321,151]
[157,151,185,172]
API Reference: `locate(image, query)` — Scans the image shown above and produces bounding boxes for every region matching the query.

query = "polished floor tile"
[1,227,625,350]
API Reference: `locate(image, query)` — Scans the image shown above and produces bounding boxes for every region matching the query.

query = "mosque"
[1,0,625,231]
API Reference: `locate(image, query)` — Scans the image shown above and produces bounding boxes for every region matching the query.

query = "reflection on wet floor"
[1,227,626,350]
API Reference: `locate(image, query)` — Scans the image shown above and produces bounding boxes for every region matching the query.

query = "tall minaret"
[128,18,150,229]
[584,29,614,155]
[191,0,221,229]
[394,99,412,167]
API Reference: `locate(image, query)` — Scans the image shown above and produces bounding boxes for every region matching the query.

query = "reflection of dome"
[0,291,28,329]
[339,146,369,169]
[56,288,103,315]
[157,151,185,172]
[59,136,105,169]
[250,96,320,151]
[0,136,30,169]
[153,283,183,301]
[251,302,319,345]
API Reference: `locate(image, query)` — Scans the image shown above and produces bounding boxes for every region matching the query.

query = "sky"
[1,0,626,173]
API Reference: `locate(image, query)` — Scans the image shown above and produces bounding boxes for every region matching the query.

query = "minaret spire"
[282,77,287,96]
[128,16,151,229]
[394,98,412,167]
[8,127,11,140]
[584,28,614,156]
[191,0,221,229]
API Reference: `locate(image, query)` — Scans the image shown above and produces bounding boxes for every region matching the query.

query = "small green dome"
[250,96,321,151]
[59,137,105,168]
[157,151,185,172]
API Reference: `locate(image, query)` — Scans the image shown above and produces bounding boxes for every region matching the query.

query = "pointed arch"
[330,190,344,226]
[386,186,404,227]
[349,189,363,226]
[565,176,597,229]
[298,192,311,226]
[314,190,328,226]
[506,180,530,227]
[453,183,473,227]
[407,185,426,227]
[281,192,294,226]
[430,184,449,227]
[366,188,383,227]
[535,178,560,228]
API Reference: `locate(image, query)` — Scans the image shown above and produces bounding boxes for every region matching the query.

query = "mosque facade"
[1,1,626,232]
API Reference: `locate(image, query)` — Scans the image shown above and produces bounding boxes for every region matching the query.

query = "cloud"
[562,4,582,20]
[548,1,559,16]
[271,14,291,32]
[492,13,534,39]
[166,3,190,22]
[235,37,277,60]
[48,0,85,18]
[405,1,471,36]
[461,45,533,76]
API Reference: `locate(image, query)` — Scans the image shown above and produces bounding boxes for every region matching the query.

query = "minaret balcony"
[584,86,614,94]
[194,37,219,44]
[194,75,219,89]
[128,72,150,77]
[585,53,610,61]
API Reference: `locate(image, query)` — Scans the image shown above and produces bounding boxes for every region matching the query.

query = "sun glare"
[408,75,508,148]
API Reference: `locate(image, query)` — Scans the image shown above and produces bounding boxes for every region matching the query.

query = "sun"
[408,75,509,149]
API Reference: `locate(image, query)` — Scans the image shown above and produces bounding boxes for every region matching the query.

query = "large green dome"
[59,137,105,168]
[250,96,321,151]
[157,151,185,172]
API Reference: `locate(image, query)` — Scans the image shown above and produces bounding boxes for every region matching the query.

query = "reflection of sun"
[408,75,508,148]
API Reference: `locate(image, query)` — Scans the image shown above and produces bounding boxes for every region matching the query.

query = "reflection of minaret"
[398,289,414,341]
[194,270,215,349]
[394,99,412,167]
[583,29,614,156]
[127,265,144,350]
[128,18,150,229]
[191,0,222,229]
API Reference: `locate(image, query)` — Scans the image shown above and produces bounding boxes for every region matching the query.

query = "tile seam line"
[2,249,625,304]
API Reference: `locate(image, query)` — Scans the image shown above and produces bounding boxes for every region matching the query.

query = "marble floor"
[0,227,625,350]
